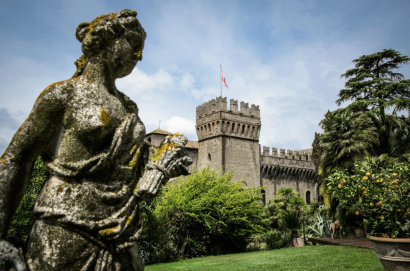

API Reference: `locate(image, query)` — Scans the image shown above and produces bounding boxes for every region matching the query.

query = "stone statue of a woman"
[0,9,192,271]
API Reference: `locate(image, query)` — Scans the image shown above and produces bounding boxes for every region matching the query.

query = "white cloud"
[1,0,409,154]
[164,116,196,139]
[179,73,195,90]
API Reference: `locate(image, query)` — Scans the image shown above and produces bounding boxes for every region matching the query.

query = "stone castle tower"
[195,96,261,188]
[147,95,317,204]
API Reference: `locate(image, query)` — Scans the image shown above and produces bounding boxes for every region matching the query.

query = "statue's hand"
[0,240,27,271]
[167,155,193,178]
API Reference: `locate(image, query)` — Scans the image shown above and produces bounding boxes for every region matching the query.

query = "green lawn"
[145,245,384,271]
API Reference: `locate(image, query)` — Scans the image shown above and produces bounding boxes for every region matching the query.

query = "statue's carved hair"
[72,9,146,77]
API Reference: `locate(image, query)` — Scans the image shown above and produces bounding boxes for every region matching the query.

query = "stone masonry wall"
[260,147,316,204]
[196,96,317,205]
[196,96,261,186]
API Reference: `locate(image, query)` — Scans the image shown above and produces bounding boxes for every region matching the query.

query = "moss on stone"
[128,150,141,168]
[150,142,178,162]
[99,110,111,127]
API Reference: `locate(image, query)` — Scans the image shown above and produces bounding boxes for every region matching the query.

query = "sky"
[1,0,410,154]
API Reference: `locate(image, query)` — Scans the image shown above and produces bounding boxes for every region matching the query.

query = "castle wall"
[186,148,198,172]
[223,137,260,187]
[198,137,223,174]
[195,96,318,206]
[260,148,316,204]
[196,96,261,186]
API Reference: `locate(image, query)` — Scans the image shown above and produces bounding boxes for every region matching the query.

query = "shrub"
[8,156,48,240]
[266,187,306,229]
[266,229,287,249]
[282,211,302,238]
[150,167,266,260]
[327,155,410,238]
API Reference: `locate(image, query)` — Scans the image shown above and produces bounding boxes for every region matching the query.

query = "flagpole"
[220,64,222,97]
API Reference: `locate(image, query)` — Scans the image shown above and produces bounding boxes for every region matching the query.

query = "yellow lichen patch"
[99,110,111,127]
[50,252,55,257]
[128,150,141,168]
[126,216,132,225]
[1,159,5,164]
[150,142,178,162]
[87,13,114,34]
[78,55,86,66]
[130,145,137,154]
[134,50,143,59]
[88,79,93,83]
[63,181,67,184]
[98,224,120,237]
[57,186,64,193]
[38,98,42,102]
[168,132,180,139]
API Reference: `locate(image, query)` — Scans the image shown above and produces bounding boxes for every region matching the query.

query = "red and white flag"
[221,67,229,89]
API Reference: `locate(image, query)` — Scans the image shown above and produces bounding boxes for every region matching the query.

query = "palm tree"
[319,110,378,174]
[368,110,410,159]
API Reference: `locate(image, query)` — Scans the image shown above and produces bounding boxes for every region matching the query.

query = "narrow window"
[147,137,151,144]
[208,153,211,161]
[306,191,311,205]
[262,189,266,205]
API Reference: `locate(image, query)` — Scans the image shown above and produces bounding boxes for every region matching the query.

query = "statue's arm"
[0,82,70,238]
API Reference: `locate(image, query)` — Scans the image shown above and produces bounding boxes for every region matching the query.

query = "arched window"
[147,137,151,144]
[306,191,311,205]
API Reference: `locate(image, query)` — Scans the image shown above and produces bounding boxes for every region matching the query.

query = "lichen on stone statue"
[0,9,192,271]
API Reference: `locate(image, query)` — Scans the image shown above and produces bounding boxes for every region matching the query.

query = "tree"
[319,110,378,174]
[367,111,410,157]
[266,187,306,229]
[151,167,265,259]
[337,49,410,114]
[336,49,410,157]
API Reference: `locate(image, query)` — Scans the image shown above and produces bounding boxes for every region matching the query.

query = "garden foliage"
[265,229,288,249]
[265,187,306,229]
[327,155,410,238]
[139,167,266,264]
[8,156,48,240]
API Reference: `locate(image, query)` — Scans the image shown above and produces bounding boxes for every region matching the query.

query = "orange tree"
[327,155,410,238]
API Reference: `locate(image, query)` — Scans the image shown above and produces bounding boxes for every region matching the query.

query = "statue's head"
[73,9,146,78]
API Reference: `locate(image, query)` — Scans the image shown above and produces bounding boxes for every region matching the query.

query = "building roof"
[146,129,173,136]
[185,140,199,149]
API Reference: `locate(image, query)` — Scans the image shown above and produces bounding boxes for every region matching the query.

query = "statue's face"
[107,31,144,79]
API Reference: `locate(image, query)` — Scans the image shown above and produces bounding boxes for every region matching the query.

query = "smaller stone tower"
[195,96,261,187]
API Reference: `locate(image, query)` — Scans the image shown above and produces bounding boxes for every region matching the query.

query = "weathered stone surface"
[196,96,261,188]
[0,9,191,271]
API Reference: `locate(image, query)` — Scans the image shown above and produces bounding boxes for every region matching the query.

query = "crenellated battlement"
[196,96,261,142]
[196,96,260,119]
[261,146,312,161]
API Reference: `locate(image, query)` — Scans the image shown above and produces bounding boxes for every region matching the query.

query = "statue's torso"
[34,79,146,243]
